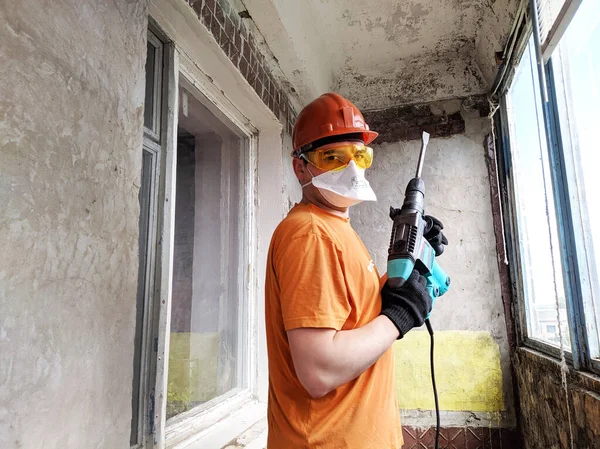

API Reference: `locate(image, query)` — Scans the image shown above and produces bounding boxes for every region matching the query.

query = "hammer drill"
[386,132,451,305]
[386,132,450,449]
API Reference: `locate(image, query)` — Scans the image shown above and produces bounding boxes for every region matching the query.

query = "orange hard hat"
[292,93,378,154]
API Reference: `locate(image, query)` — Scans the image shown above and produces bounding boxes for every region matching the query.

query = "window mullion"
[495,98,528,346]
[539,59,590,370]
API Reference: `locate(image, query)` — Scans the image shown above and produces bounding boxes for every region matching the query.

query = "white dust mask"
[302,160,377,208]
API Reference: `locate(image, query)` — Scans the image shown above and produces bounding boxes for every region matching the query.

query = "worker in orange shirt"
[264,93,447,449]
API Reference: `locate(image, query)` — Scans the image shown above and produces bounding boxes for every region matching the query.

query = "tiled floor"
[402,426,521,449]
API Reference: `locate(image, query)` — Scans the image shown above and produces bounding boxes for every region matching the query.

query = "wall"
[185,0,298,134]
[515,348,600,449]
[354,98,518,442]
[0,1,148,448]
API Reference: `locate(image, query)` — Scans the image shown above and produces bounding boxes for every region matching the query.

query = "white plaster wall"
[351,117,516,426]
[0,1,148,448]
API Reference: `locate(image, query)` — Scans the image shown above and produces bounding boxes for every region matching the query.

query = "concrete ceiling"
[243,0,520,110]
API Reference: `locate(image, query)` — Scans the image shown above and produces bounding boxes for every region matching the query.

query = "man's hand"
[423,215,448,256]
[380,269,433,338]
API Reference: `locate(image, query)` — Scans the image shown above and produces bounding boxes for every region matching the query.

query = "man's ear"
[292,157,309,184]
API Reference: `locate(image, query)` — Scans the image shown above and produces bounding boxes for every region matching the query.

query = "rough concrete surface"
[244,0,519,109]
[351,115,515,427]
[0,1,148,448]
[515,348,600,449]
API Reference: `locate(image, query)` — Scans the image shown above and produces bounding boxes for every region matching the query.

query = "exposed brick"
[232,28,241,52]
[258,67,267,89]
[228,10,240,30]
[214,1,225,27]
[191,0,203,17]
[251,74,260,94]
[274,97,280,117]
[243,40,251,64]
[267,94,275,113]
[239,57,250,79]
[260,85,268,104]
[192,0,296,134]
[239,22,248,41]
[225,17,234,40]
[210,18,221,45]
[248,35,258,57]
[229,45,240,66]
[361,98,485,143]
[247,68,256,86]
[254,79,262,97]
[217,0,230,17]
[200,3,212,27]
[269,76,276,97]
[220,35,230,57]
[410,103,431,117]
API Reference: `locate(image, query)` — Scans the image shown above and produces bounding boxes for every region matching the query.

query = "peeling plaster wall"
[244,0,521,111]
[351,105,516,428]
[0,1,148,448]
[475,0,521,87]
[336,42,487,111]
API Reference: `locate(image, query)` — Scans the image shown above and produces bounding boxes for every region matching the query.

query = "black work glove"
[380,270,433,339]
[423,215,448,256]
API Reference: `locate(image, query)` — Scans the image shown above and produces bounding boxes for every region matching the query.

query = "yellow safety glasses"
[300,142,373,171]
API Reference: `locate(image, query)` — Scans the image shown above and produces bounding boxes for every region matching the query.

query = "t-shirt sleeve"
[275,232,351,331]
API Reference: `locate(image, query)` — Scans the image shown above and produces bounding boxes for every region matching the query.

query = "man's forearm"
[328,315,399,387]
[288,316,399,398]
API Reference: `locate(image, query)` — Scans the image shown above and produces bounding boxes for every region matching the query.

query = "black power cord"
[424,319,440,449]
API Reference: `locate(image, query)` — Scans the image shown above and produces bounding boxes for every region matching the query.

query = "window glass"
[552,0,600,358]
[131,150,155,445]
[506,37,570,349]
[144,41,156,130]
[167,83,246,420]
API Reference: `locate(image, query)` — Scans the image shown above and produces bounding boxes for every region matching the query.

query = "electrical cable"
[425,319,439,449]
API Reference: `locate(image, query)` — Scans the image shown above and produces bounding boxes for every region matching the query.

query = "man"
[264,93,447,448]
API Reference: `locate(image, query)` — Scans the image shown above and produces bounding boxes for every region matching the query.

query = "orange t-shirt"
[264,203,403,449]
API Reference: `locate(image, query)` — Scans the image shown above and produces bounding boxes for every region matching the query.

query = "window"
[144,32,163,137]
[500,0,600,371]
[550,0,600,361]
[505,37,570,350]
[131,28,165,448]
[166,79,249,420]
[137,7,280,447]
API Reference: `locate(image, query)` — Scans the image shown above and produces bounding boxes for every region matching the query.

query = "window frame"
[496,1,599,374]
[162,62,258,445]
[145,31,164,141]
[131,25,170,449]
[146,0,286,447]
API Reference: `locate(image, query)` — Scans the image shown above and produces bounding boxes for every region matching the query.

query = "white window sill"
[173,401,267,449]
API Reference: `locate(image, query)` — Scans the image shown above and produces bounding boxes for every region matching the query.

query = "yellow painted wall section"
[394,330,504,412]
[167,332,219,417]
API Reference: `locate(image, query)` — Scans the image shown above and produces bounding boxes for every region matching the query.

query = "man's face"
[292,154,324,187]
[293,140,371,184]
